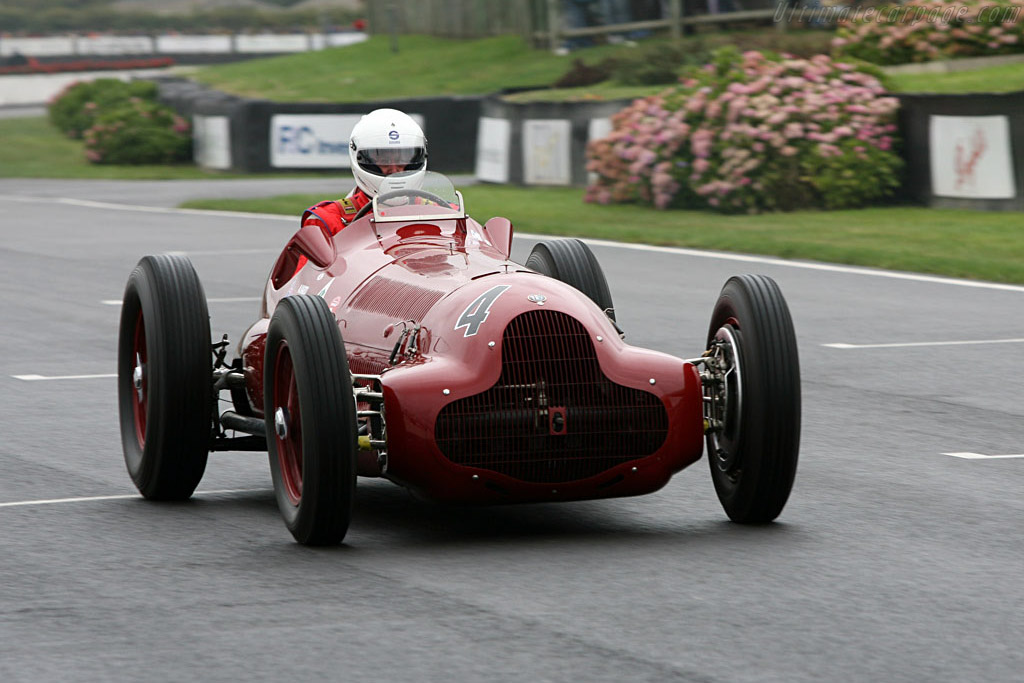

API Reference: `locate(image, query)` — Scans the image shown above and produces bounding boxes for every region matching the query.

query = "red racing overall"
[292,188,371,275]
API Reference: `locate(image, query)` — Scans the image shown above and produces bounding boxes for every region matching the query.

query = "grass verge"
[0,116,329,179]
[884,61,1024,94]
[181,185,1024,285]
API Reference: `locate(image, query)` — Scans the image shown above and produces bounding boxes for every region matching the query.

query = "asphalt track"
[1,179,1022,682]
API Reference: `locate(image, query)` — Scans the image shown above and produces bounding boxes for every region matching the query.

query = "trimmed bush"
[49,78,158,139]
[83,98,191,165]
[610,44,699,85]
[833,0,1024,65]
[585,47,903,213]
[49,79,191,165]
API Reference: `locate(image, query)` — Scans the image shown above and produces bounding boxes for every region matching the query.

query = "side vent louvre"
[349,277,444,323]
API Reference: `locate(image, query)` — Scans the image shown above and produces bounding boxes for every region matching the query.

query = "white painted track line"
[943,452,1024,460]
[100,297,260,306]
[0,488,268,508]
[558,234,1024,294]
[13,373,116,381]
[0,194,293,221]
[825,338,1024,350]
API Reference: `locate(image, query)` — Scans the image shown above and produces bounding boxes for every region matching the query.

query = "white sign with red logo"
[929,115,1016,199]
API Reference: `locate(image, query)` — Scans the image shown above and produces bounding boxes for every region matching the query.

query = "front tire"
[117,254,212,500]
[265,295,357,546]
[705,275,800,523]
[525,239,616,322]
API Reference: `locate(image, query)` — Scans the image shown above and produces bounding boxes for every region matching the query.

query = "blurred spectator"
[631,0,662,20]
[602,0,632,23]
[561,0,599,51]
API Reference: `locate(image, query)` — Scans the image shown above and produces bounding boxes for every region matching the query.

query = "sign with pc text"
[270,113,424,169]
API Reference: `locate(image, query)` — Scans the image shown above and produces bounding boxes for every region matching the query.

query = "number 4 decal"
[455,285,510,337]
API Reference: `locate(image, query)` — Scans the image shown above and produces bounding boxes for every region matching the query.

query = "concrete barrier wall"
[475,96,631,186]
[163,79,626,184]
[159,78,1024,209]
[161,80,482,175]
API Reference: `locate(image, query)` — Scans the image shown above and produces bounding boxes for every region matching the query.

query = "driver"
[299,108,428,235]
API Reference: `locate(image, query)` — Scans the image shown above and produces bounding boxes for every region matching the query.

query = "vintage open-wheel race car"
[117,172,801,545]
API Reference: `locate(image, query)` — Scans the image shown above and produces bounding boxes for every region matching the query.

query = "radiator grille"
[435,310,668,483]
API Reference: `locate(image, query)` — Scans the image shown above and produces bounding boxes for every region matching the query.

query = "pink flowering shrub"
[833,0,1024,65]
[83,98,191,165]
[48,79,159,139]
[585,47,903,213]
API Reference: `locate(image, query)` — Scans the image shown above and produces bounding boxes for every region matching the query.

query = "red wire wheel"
[265,295,357,546]
[131,308,148,450]
[271,341,303,506]
[117,255,212,500]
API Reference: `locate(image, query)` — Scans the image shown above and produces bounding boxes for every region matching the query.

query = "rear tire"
[525,239,616,322]
[265,295,357,545]
[117,254,212,500]
[705,275,800,523]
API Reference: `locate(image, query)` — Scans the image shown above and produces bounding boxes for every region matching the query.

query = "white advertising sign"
[270,113,424,169]
[586,118,613,184]
[929,115,1016,199]
[587,117,613,143]
[475,116,511,183]
[193,115,231,170]
[523,119,572,186]
[155,35,233,54]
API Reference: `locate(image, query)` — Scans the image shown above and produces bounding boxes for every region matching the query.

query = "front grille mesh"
[435,310,668,483]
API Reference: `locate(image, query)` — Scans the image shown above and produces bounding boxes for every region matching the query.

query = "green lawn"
[192,31,835,103]
[193,34,628,102]
[191,31,1024,104]
[885,61,1024,94]
[181,185,1024,285]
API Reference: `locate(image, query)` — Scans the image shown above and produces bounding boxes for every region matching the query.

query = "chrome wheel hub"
[274,406,290,440]
[133,353,144,401]
[698,325,742,472]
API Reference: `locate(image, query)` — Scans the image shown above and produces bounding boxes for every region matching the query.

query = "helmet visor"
[355,147,426,176]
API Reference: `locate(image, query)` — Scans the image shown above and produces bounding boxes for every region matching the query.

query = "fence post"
[546,0,560,51]
[389,1,400,52]
[670,0,682,40]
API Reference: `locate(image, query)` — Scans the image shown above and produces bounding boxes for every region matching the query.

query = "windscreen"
[373,171,465,222]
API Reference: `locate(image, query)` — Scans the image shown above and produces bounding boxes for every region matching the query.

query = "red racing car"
[117,173,801,545]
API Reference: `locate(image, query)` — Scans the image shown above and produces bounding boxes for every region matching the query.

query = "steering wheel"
[354,189,453,221]
[378,188,450,206]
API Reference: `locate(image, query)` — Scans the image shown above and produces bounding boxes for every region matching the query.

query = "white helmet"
[348,108,427,197]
